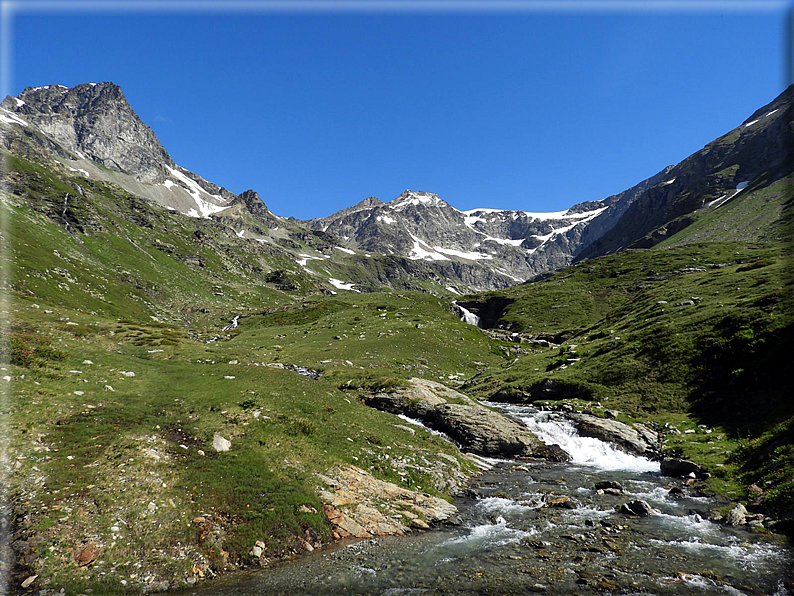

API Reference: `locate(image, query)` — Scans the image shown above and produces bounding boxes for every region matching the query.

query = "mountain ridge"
[2,81,792,292]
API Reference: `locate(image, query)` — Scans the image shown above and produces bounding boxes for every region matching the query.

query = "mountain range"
[3,81,790,293]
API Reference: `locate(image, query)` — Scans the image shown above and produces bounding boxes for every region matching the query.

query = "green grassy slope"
[1,153,522,592]
[462,240,793,524]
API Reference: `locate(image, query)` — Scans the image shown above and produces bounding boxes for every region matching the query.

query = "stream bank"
[178,404,792,595]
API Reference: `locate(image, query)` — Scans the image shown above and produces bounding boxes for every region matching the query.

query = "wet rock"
[212,433,231,452]
[619,499,656,517]
[668,486,686,499]
[594,480,623,492]
[569,414,658,456]
[366,378,567,461]
[725,503,748,526]
[545,496,578,509]
[660,457,708,479]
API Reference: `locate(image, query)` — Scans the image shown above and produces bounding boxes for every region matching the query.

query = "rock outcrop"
[568,413,659,456]
[366,378,569,461]
[5,83,173,183]
[316,465,460,539]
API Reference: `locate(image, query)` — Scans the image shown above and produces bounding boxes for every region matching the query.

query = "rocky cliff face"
[3,83,172,183]
[306,189,609,289]
[0,82,236,218]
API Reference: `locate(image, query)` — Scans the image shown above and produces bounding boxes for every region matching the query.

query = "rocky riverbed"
[177,404,793,596]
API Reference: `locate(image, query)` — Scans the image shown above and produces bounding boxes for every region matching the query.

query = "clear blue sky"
[5,2,791,219]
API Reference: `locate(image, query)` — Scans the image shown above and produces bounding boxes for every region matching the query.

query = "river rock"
[668,486,686,499]
[660,457,708,479]
[568,414,658,456]
[594,480,623,492]
[367,378,569,461]
[619,499,656,517]
[725,503,748,526]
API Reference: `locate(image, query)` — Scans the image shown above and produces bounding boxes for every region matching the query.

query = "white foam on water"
[396,414,455,443]
[496,405,660,473]
[650,537,787,571]
[476,496,534,515]
[439,520,533,549]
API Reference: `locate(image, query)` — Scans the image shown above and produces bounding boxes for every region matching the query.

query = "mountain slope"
[576,84,793,259]
[306,189,609,289]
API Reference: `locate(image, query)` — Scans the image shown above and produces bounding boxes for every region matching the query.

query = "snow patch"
[445,286,461,295]
[329,278,359,292]
[296,253,329,267]
[390,192,442,211]
[13,97,24,107]
[736,181,749,191]
[162,180,176,190]
[407,234,449,261]
[661,178,676,185]
[68,167,90,177]
[433,246,492,261]
[335,246,356,255]
[377,215,396,224]
[0,108,29,127]
[165,165,229,218]
[744,119,759,128]
[235,229,245,238]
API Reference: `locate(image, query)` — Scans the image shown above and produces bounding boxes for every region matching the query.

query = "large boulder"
[569,414,659,456]
[367,378,569,461]
[660,457,709,479]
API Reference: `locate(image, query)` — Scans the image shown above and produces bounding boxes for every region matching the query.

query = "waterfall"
[495,403,660,473]
[453,302,481,327]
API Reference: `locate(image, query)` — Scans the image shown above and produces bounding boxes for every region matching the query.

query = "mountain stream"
[181,404,791,595]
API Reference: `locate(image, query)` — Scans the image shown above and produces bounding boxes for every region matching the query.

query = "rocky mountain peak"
[238,189,269,215]
[4,81,173,183]
[388,190,446,210]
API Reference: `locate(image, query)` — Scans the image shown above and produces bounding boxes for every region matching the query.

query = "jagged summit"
[1,81,238,219]
[4,82,173,184]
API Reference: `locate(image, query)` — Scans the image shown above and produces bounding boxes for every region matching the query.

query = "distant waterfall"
[453,302,481,327]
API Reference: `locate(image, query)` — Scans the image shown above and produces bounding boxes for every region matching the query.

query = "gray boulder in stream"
[366,378,570,461]
[568,413,659,456]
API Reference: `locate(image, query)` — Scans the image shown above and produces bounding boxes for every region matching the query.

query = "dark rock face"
[4,83,173,183]
[366,378,570,461]
[569,414,659,456]
[619,499,655,517]
[660,457,709,479]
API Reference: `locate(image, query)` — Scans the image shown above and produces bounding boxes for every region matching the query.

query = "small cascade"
[61,193,71,233]
[222,315,240,331]
[453,301,481,327]
[496,403,660,473]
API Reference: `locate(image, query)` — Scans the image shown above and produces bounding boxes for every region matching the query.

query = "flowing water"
[181,405,791,595]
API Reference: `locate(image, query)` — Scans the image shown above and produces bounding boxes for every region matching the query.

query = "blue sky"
[5,2,791,219]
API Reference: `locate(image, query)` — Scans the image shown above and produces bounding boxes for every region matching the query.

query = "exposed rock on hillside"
[366,378,570,461]
[317,465,460,539]
[4,82,172,183]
